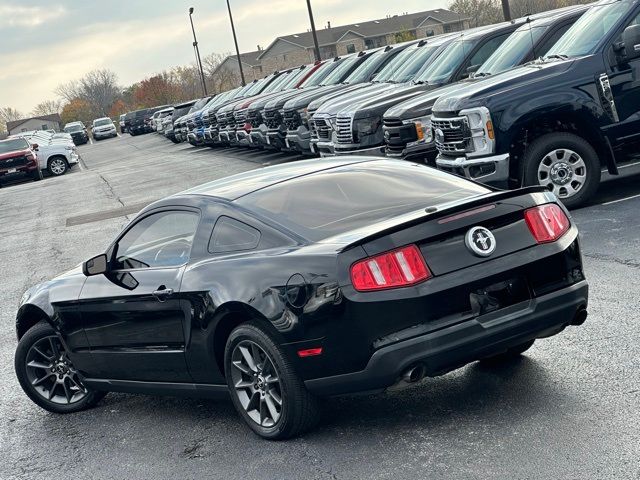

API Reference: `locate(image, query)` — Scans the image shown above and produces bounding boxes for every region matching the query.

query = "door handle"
[152,287,174,302]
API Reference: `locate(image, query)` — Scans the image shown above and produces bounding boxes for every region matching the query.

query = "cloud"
[0,4,66,28]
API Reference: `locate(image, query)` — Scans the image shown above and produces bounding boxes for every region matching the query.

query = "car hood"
[315,82,397,116]
[433,58,576,114]
[0,149,31,160]
[384,82,470,119]
[262,87,321,111]
[307,84,376,112]
[283,84,358,111]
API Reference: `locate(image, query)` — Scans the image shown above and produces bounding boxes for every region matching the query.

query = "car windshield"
[320,55,362,85]
[477,25,547,76]
[237,161,489,241]
[280,67,309,90]
[373,46,418,82]
[64,124,83,133]
[344,49,388,84]
[299,61,337,88]
[0,138,30,153]
[414,38,478,84]
[546,1,630,58]
[390,43,443,83]
[261,73,292,94]
[93,119,112,126]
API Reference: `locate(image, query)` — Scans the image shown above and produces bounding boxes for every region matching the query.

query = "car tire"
[520,132,600,209]
[170,137,180,144]
[15,322,106,413]
[32,169,43,181]
[47,156,68,176]
[480,339,536,364]
[224,323,320,440]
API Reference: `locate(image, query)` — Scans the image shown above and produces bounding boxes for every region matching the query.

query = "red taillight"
[524,204,570,244]
[350,244,431,292]
[297,347,322,358]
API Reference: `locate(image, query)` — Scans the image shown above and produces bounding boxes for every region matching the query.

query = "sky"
[0,0,451,113]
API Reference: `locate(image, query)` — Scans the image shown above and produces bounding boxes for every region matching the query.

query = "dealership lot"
[0,135,638,479]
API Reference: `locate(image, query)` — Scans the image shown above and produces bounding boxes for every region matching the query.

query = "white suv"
[12,131,80,176]
[92,117,117,140]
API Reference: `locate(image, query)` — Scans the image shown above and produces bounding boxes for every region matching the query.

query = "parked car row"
[143,0,639,208]
[0,129,81,185]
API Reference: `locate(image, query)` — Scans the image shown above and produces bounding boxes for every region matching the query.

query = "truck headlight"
[459,106,495,158]
[404,115,433,146]
[354,117,380,137]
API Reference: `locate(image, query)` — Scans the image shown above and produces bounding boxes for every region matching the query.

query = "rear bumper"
[305,280,588,396]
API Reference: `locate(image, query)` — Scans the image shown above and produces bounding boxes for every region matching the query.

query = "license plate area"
[470,276,531,317]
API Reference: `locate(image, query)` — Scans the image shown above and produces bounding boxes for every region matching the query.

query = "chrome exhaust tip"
[402,364,427,384]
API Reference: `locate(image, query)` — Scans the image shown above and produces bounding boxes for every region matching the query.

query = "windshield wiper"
[413,80,429,85]
[473,72,491,78]
[544,54,568,61]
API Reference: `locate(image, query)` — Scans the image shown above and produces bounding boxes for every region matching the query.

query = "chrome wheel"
[49,158,67,175]
[537,148,587,199]
[25,335,88,405]
[230,340,283,427]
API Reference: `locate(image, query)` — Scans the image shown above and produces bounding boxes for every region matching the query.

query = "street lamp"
[226,0,246,86]
[306,0,321,62]
[501,0,512,21]
[188,7,208,96]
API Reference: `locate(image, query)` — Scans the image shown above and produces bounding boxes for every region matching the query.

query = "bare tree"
[31,100,63,117]
[0,107,24,134]
[202,52,240,94]
[55,69,121,118]
[54,80,82,103]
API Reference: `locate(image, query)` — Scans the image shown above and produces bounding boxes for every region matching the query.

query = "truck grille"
[1,156,28,168]
[186,119,196,129]
[312,117,331,140]
[432,117,468,155]
[247,109,261,128]
[336,115,353,144]
[263,109,282,131]
[235,109,248,130]
[202,112,212,127]
[308,110,319,140]
[283,109,301,131]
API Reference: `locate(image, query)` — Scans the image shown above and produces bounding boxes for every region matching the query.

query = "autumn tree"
[55,69,121,118]
[133,74,182,107]
[0,107,24,134]
[60,98,94,126]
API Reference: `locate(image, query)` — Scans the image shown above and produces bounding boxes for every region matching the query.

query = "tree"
[395,28,417,43]
[132,74,182,107]
[31,100,63,117]
[55,69,121,118]
[449,0,503,27]
[60,98,94,126]
[202,52,240,94]
[0,107,24,134]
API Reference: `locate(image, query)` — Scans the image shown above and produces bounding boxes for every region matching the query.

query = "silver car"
[92,117,117,140]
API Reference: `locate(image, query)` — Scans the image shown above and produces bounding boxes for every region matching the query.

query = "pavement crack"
[583,252,640,269]
[96,172,125,208]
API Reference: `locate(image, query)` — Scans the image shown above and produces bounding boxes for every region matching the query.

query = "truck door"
[604,10,640,155]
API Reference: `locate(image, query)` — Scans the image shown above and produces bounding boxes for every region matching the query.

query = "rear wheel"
[224,323,319,440]
[480,339,535,364]
[520,132,600,209]
[15,322,105,413]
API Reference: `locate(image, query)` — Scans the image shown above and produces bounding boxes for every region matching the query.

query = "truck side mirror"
[83,253,109,276]
[464,65,480,79]
[622,24,640,61]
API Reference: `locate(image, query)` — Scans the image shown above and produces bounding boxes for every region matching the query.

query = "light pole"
[226,0,246,86]
[501,0,512,21]
[188,7,208,96]
[306,0,321,62]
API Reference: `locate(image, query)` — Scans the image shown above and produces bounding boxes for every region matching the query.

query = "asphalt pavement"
[0,134,638,480]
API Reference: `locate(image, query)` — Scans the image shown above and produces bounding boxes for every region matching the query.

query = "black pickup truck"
[383,7,586,163]
[431,0,640,208]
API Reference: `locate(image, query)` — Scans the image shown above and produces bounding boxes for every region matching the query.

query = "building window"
[346,43,356,54]
[443,24,453,33]
[42,124,48,130]
[426,29,435,37]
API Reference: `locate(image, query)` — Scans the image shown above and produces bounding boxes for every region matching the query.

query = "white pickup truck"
[12,131,80,176]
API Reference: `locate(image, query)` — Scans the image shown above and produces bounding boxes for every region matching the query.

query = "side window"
[209,216,261,253]
[468,34,511,68]
[114,211,199,269]
[537,23,573,58]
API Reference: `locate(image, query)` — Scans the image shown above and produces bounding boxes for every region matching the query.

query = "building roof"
[258,9,468,59]
[6,113,62,132]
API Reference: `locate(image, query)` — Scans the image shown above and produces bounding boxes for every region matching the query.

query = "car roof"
[180,157,376,200]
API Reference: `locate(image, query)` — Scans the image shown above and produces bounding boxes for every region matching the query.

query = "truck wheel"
[32,169,43,181]
[48,157,68,176]
[224,323,320,440]
[520,133,600,209]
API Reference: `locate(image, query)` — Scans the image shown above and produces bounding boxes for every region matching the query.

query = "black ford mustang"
[14,158,588,439]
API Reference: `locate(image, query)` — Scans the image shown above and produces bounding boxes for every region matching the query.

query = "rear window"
[236,161,489,241]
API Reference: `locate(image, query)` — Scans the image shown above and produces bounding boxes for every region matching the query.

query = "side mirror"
[32,143,39,151]
[622,24,640,61]
[83,254,109,276]
[464,65,480,78]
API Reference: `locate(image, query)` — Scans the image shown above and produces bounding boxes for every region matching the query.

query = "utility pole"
[188,7,208,96]
[226,0,246,86]
[501,0,512,21]
[306,0,321,62]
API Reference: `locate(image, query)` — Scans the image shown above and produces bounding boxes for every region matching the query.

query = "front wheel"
[520,132,600,209]
[48,157,68,176]
[15,322,106,413]
[31,169,43,181]
[224,323,319,440]
[480,339,536,364]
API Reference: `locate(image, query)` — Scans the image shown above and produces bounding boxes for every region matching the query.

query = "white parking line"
[602,193,640,205]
